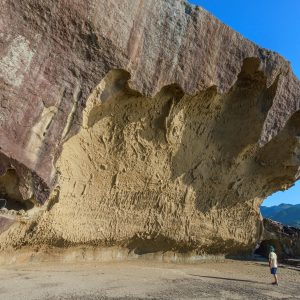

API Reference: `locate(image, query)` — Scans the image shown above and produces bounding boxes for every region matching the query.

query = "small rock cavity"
[0,169,34,214]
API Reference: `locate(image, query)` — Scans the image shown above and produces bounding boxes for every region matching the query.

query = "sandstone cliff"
[0,0,300,256]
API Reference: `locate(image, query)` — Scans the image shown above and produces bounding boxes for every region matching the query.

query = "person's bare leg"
[274,274,278,285]
[272,274,278,285]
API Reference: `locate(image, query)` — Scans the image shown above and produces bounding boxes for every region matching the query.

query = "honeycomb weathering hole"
[0,169,34,211]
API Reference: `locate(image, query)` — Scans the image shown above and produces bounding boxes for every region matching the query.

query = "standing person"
[269,246,278,286]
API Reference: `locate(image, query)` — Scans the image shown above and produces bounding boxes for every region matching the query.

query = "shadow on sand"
[188,274,265,285]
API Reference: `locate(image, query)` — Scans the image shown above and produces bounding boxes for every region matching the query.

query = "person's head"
[269,245,275,253]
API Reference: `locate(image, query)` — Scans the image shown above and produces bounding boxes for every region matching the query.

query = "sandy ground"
[0,259,299,300]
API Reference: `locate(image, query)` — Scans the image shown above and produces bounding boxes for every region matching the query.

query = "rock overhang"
[0,0,299,255]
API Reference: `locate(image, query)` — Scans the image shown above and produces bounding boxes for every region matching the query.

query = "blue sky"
[189,0,300,207]
[189,0,300,79]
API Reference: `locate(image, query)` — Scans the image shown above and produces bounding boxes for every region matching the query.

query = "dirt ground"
[0,259,299,300]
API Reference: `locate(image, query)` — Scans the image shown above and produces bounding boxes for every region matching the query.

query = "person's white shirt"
[269,251,278,268]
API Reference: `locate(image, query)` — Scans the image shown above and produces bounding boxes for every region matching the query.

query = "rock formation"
[256,219,300,258]
[0,0,300,256]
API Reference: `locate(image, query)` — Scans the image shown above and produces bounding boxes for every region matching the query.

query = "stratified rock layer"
[0,0,300,255]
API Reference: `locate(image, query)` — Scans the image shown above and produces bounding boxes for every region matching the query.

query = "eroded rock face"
[0,0,300,255]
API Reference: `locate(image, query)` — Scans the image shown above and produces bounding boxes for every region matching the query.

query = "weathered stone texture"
[257,219,300,258]
[0,0,299,255]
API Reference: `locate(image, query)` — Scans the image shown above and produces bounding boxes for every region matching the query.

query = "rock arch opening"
[260,180,300,227]
[255,180,300,258]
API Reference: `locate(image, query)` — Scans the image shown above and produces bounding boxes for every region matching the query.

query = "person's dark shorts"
[271,267,277,275]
